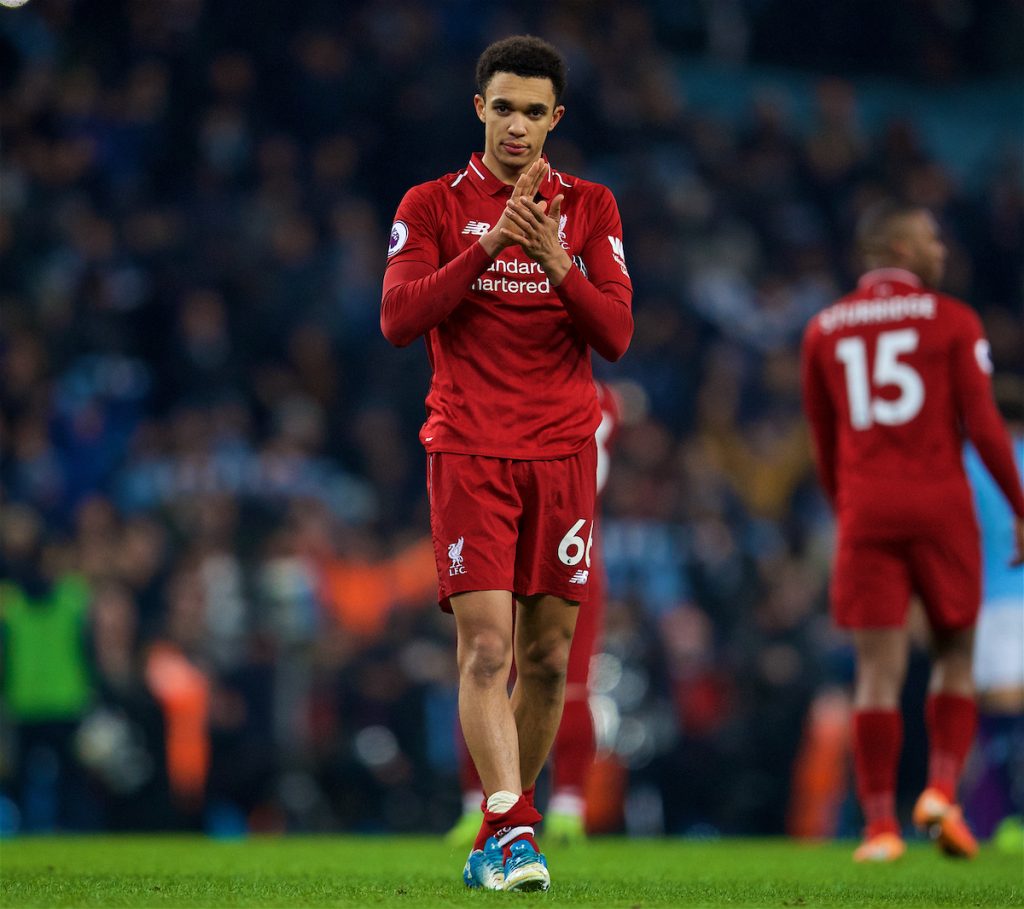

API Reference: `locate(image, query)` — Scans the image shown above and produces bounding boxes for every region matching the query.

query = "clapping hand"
[481,159,548,256]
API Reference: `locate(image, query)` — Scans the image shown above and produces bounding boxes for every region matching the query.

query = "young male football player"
[800,201,1024,862]
[381,36,632,890]
[446,382,621,848]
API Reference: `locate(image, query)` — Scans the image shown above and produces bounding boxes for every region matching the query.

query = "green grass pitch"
[1,836,1021,908]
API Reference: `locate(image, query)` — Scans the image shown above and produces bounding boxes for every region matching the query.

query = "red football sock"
[853,709,902,838]
[552,697,595,801]
[522,784,536,809]
[472,791,490,852]
[483,795,543,860]
[472,788,539,852]
[925,693,977,802]
[472,817,489,853]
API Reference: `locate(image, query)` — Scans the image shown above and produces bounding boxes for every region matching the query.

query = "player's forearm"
[538,249,572,286]
[381,243,493,346]
[554,266,633,361]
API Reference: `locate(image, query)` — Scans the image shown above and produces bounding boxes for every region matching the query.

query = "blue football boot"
[503,839,550,892]
[462,836,505,890]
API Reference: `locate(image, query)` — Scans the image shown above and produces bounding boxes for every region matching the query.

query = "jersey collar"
[858,268,923,290]
[467,152,556,198]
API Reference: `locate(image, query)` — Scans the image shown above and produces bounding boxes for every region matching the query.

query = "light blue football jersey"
[965,434,1024,605]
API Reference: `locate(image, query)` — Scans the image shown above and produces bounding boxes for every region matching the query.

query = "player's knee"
[854,657,906,707]
[932,645,975,693]
[459,631,512,686]
[933,628,974,661]
[518,633,572,688]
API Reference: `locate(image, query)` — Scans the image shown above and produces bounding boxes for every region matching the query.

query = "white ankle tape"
[485,790,519,814]
[497,826,534,848]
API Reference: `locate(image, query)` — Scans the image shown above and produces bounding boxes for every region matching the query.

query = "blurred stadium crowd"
[1,0,1021,837]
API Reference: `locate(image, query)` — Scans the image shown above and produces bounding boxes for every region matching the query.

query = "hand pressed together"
[479,159,572,286]
[480,159,547,257]
[502,192,571,285]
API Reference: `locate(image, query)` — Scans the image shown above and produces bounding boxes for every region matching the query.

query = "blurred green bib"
[1,576,92,721]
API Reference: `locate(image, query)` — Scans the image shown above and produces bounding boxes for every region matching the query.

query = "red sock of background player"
[550,696,595,816]
[853,710,902,838]
[925,693,977,802]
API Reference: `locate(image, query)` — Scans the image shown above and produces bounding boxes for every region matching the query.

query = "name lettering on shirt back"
[819,294,936,334]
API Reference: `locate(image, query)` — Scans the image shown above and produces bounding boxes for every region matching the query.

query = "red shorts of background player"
[565,528,604,690]
[831,505,981,632]
[428,442,597,611]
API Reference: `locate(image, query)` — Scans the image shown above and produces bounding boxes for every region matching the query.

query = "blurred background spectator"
[1,0,1021,838]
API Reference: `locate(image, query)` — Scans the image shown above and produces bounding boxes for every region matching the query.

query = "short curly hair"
[475,35,567,103]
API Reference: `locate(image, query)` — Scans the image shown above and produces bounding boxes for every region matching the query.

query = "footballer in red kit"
[381,36,632,892]
[446,382,621,847]
[801,201,1024,863]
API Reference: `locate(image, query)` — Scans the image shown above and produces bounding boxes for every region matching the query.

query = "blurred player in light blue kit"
[965,376,1024,851]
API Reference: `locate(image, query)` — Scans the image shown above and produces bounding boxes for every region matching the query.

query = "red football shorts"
[427,442,597,611]
[831,511,981,632]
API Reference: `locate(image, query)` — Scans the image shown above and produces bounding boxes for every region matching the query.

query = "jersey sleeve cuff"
[554,262,585,298]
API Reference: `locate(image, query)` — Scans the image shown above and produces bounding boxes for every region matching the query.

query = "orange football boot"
[913,787,979,858]
[853,832,907,863]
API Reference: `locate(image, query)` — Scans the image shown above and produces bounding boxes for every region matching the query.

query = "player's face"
[900,211,947,287]
[474,72,564,183]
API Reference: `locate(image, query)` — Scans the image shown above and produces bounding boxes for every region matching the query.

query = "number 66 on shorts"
[558,518,593,568]
[428,441,598,610]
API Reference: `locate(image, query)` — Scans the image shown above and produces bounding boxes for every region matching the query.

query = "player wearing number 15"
[800,201,1024,863]
[381,36,633,890]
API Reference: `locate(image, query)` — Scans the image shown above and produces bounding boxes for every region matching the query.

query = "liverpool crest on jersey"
[558,214,569,249]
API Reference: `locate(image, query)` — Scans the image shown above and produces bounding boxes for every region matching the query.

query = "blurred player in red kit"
[381,36,632,891]
[446,381,621,847]
[800,201,1024,862]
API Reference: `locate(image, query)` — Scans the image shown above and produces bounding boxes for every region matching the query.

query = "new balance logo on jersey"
[448,537,466,575]
[607,235,629,276]
[569,569,589,584]
[461,220,491,236]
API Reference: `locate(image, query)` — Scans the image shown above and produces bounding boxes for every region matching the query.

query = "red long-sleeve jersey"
[381,153,633,459]
[801,268,1024,533]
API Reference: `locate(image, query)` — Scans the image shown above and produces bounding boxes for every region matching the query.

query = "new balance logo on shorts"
[569,569,589,584]
[461,220,491,236]
[448,537,466,575]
